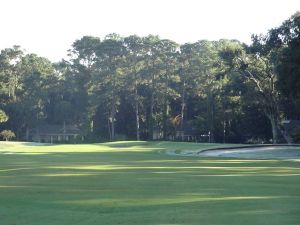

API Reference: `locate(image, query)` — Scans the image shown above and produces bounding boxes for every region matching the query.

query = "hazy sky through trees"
[1,0,299,61]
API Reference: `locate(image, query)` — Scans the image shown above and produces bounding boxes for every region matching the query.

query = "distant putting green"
[0,141,300,225]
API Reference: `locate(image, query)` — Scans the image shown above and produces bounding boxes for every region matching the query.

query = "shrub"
[0,110,8,123]
[0,130,16,141]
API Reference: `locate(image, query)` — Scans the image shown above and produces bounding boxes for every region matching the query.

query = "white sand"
[167,146,300,159]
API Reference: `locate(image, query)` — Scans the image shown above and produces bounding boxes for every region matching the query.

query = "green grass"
[0,141,300,225]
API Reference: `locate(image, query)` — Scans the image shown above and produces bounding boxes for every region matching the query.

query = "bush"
[0,110,8,123]
[0,130,16,141]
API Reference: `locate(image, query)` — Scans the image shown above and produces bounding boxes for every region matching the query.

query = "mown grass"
[0,141,300,225]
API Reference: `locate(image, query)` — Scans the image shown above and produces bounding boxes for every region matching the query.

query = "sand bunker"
[198,146,300,159]
[166,145,300,160]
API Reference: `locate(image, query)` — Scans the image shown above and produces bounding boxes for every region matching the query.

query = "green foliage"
[0,129,15,141]
[0,110,8,123]
[0,12,299,143]
[53,101,74,124]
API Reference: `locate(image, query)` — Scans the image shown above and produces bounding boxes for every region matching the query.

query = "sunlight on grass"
[189,173,300,177]
[0,185,30,188]
[57,195,280,207]
[44,165,300,172]
[0,142,163,154]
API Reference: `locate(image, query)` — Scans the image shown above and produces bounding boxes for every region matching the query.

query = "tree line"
[0,12,299,143]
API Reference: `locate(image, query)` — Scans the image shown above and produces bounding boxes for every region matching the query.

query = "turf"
[0,141,300,225]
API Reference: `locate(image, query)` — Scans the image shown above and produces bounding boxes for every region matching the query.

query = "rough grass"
[0,141,300,225]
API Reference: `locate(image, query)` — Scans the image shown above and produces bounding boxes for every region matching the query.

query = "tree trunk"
[90,120,94,133]
[135,80,140,141]
[63,121,66,134]
[223,120,226,143]
[268,114,278,144]
[149,63,155,140]
[149,91,154,140]
[180,80,186,141]
[110,71,117,141]
[162,98,168,140]
[107,117,112,140]
[111,103,116,140]
[162,75,169,140]
[207,90,214,143]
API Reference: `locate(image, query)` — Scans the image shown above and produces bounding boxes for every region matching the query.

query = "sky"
[1,0,299,62]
